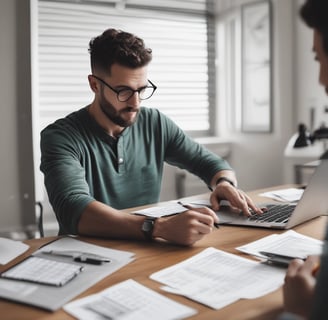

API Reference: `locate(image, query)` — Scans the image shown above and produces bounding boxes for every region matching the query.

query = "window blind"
[36,0,215,134]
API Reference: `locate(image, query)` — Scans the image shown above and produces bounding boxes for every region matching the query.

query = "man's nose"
[128,91,141,106]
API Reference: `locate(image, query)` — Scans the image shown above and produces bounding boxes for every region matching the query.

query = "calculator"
[1,256,84,286]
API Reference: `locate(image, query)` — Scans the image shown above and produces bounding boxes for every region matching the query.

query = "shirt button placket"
[117,137,125,173]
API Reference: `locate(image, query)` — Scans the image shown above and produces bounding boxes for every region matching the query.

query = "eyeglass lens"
[118,86,155,102]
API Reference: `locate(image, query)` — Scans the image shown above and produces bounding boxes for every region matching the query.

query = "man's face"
[313,29,328,94]
[96,64,148,127]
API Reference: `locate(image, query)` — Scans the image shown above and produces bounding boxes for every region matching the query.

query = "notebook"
[216,159,328,229]
[1,256,83,287]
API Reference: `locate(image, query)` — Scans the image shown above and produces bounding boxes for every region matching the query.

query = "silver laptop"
[216,159,328,229]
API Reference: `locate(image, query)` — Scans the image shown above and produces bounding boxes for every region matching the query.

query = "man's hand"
[283,256,319,318]
[210,181,263,216]
[153,206,219,246]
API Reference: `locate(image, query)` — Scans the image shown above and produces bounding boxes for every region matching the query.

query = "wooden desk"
[1,186,327,320]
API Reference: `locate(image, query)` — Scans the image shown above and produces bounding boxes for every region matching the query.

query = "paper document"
[132,203,187,218]
[150,247,285,310]
[259,188,304,202]
[0,237,29,265]
[237,230,323,259]
[64,279,197,320]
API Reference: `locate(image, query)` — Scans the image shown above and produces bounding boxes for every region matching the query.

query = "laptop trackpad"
[216,206,246,224]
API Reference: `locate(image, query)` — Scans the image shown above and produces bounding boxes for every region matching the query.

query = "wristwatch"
[215,177,235,187]
[142,217,157,241]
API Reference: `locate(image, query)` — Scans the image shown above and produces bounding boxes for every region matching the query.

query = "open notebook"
[216,159,328,229]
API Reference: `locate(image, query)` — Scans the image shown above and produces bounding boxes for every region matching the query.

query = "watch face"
[142,218,156,240]
[142,219,155,232]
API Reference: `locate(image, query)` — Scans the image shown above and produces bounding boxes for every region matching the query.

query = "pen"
[259,251,306,267]
[178,201,220,229]
[42,250,111,265]
[260,251,321,275]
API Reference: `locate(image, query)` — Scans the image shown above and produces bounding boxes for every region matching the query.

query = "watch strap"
[215,177,235,187]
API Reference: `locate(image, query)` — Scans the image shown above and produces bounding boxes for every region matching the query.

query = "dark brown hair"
[300,0,328,54]
[88,28,152,74]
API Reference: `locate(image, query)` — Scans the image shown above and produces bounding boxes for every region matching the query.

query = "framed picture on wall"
[241,0,272,133]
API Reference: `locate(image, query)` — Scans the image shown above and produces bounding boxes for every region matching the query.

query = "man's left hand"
[210,181,263,216]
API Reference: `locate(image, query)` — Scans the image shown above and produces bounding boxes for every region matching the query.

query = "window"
[33,0,215,136]
[216,7,242,135]
[216,1,272,134]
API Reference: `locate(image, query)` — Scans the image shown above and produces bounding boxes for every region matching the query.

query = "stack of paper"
[150,247,285,310]
[132,203,187,218]
[236,230,323,260]
[259,188,304,202]
[0,237,29,265]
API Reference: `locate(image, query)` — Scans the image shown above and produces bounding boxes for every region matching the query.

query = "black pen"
[259,251,306,267]
[178,201,220,229]
[42,250,111,265]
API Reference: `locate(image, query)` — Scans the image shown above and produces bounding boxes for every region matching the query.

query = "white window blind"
[35,0,215,135]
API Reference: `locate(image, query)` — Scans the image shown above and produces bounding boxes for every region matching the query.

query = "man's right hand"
[152,206,219,246]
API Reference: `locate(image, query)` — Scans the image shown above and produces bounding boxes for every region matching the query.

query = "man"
[40,28,260,246]
[281,0,328,319]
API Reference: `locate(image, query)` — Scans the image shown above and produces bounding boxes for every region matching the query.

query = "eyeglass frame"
[91,74,157,102]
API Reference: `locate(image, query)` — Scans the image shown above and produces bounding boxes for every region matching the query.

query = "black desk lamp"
[293,123,328,159]
[293,123,311,148]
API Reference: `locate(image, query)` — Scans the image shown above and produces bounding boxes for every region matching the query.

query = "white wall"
[0,0,20,234]
[215,0,297,190]
[0,0,36,238]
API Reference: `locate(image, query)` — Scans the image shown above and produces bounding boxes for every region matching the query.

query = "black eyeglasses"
[92,75,157,102]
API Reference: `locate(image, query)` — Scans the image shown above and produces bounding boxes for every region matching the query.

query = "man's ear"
[88,74,99,93]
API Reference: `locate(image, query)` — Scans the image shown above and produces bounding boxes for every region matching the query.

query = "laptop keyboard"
[248,204,295,223]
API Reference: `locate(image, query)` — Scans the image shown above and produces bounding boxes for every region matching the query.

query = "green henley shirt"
[40,106,232,235]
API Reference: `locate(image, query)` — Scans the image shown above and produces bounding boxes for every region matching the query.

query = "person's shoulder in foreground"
[280,0,328,319]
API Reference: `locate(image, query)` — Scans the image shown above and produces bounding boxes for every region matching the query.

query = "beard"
[99,89,139,127]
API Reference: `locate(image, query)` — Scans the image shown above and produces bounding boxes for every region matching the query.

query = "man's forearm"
[77,200,145,240]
